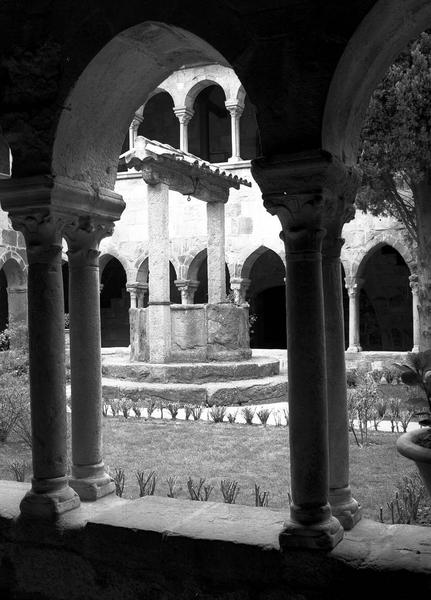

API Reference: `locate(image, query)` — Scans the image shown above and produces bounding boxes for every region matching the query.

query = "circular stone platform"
[101,350,288,407]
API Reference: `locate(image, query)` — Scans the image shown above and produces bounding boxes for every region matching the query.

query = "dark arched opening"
[169,263,181,304]
[359,245,412,350]
[194,258,230,304]
[62,262,69,316]
[0,269,8,332]
[188,85,230,163]
[246,249,286,349]
[100,257,129,347]
[139,92,179,149]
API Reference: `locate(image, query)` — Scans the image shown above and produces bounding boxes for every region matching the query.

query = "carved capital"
[10,211,74,264]
[251,150,360,234]
[130,114,144,130]
[345,277,364,296]
[173,106,194,126]
[225,101,244,119]
[65,216,114,268]
[409,273,419,294]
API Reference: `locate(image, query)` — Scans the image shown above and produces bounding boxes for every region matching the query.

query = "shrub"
[166,403,180,420]
[102,402,110,417]
[8,459,29,482]
[187,477,213,501]
[254,483,269,507]
[0,373,28,443]
[166,475,178,498]
[184,404,193,420]
[379,471,426,524]
[220,479,240,504]
[191,405,203,421]
[136,470,157,497]
[283,407,289,426]
[14,401,32,448]
[0,326,9,351]
[256,408,271,426]
[227,410,237,424]
[111,467,126,497]
[273,411,283,427]
[132,403,144,418]
[120,398,133,418]
[109,399,121,417]
[209,405,226,423]
[146,398,157,418]
[241,406,255,425]
[346,369,358,388]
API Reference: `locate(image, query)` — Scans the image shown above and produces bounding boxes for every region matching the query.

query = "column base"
[279,515,344,551]
[20,477,80,520]
[411,345,420,353]
[346,345,362,353]
[329,487,362,530]
[228,156,242,163]
[69,464,115,501]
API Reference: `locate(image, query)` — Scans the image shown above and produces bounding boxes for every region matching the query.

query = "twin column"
[6,185,123,518]
[252,151,360,549]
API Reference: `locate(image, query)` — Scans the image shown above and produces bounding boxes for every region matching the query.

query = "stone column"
[11,212,80,519]
[65,217,115,500]
[129,115,143,151]
[230,277,250,304]
[225,101,244,163]
[345,277,363,352]
[409,273,420,352]
[136,283,148,308]
[207,201,226,303]
[148,182,171,362]
[252,151,343,550]
[173,107,194,153]
[175,279,199,304]
[323,214,361,529]
[127,283,138,308]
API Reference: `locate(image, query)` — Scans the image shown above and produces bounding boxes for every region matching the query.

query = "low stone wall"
[1,482,430,600]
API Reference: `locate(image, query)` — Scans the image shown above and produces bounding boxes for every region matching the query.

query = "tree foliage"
[358,31,431,243]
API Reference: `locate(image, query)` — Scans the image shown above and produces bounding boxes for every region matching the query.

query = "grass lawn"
[1,415,425,524]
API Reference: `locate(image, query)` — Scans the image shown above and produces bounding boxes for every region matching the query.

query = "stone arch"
[240,245,286,280]
[350,234,415,281]
[187,248,207,282]
[52,22,227,191]
[136,256,149,283]
[99,250,131,282]
[0,251,27,287]
[183,65,242,111]
[0,252,28,329]
[323,0,431,165]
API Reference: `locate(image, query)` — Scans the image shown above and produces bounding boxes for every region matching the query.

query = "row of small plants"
[346,367,426,446]
[109,467,275,507]
[102,397,289,427]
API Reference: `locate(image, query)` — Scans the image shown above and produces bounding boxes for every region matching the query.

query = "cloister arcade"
[1,1,431,596]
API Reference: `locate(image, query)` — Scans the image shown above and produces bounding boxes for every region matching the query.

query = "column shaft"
[67,243,114,500]
[323,242,360,529]
[410,276,420,352]
[347,282,362,352]
[148,182,171,362]
[207,202,226,303]
[20,223,79,518]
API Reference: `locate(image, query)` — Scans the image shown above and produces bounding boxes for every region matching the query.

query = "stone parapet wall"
[130,302,251,363]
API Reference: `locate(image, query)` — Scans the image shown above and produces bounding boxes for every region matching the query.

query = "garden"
[0,323,430,526]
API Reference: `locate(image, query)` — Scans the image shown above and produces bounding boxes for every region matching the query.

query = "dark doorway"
[100,257,129,347]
